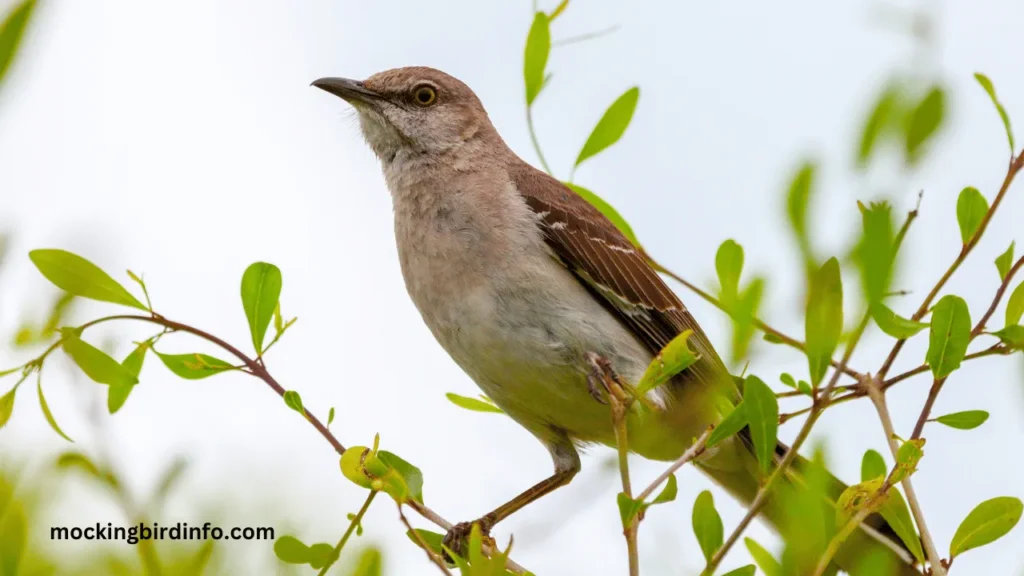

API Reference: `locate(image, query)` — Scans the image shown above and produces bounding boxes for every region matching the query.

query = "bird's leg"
[585,351,629,405]
[441,439,581,561]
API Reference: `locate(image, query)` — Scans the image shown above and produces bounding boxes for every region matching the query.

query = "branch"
[635,427,713,503]
[318,491,378,576]
[608,378,639,576]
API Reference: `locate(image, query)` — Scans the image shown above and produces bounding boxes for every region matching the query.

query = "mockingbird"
[313,67,917,574]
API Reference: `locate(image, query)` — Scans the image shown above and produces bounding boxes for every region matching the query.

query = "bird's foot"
[585,351,621,405]
[441,515,496,562]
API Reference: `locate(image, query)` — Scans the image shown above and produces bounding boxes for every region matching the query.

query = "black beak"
[311,77,381,104]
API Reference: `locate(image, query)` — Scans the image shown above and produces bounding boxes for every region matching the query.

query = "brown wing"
[508,162,728,388]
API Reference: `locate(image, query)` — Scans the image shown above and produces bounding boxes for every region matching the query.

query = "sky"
[1,0,1023,574]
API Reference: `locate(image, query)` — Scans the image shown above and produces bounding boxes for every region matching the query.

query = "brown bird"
[313,67,918,574]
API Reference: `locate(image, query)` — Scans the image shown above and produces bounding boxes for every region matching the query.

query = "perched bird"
[313,67,917,574]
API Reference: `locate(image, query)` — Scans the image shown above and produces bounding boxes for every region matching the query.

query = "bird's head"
[313,66,492,163]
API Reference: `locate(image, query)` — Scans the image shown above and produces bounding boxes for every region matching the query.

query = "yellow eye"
[413,85,437,107]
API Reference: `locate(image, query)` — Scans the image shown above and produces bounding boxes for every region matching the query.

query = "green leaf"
[779,373,796,388]
[62,335,139,386]
[445,392,505,414]
[617,492,644,526]
[892,439,925,483]
[108,342,147,414]
[564,183,639,246]
[327,407,335,427]
[406,529,444,555]
[744,537,781,576]
[307,542,336,570]
[241,262,283,355]
[692,490,723,563]
[339,446,375,490]
[785,162,816,264]
[992,325,1024,349]
[934,410,989,430]
[56,452,117,488]
[903,86,946,164]
[651,474,678,505]
[273,535,311,564]
[858,201,895,305]
[548,0,569,21]
[29,249,145,310]
[730,277,764,365]
[523,12,550,106]
[716,239,744,303]
[1005,281,1024,327]
[956,187,988,244]
[995,241,1015,281]
[974,72,1015,154]
[925,295,971,378]
[805,257,843,386]
[949,497,1023,558]
[154,351,233,380]
[349,547,382,576]
[743,376,778,474]
[574,87,640,168]
[720,566,756,576]
[763,333,784,344]
[38,376,72,442]
[283,390,304,415]
[0,385,17,429]
[636,329,700,395]
[857,84,901,168]
[707,401,747,447]
[870,302,929,339]
[377,450,424,504]
[879,488,925,564]
[0,0,36,90]
[861,449,887,482]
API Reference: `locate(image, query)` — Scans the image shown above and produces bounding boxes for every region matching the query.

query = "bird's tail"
[698,433,920,576]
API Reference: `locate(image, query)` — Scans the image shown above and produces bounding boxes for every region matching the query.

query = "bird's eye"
[413,85,437,107]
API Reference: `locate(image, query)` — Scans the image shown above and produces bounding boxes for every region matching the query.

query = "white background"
[1,0,1022,574]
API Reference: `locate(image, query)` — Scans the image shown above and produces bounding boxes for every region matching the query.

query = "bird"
[312,66,918,575]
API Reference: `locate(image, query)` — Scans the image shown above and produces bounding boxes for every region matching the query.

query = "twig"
[635,427,713,502]
[608,383,640,576]
[552,25,621,47]
[703,314,871,575]
[318,491,378,576]
[399,504,454,576]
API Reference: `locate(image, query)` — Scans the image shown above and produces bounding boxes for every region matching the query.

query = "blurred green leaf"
[707,401,747,447]
[995,241,1015,282]
[109,341,148,414]
[0,384,17,429]
[307,542,336,570]
[861,449,886,482]
[37,376,72,442]
[1005,282,1024,327]
[879,488,925,565]
[523,12,551,106]
[763,333,784,344]
[636,329,699,395]
[63,334,139,386]
[852,549,898,576]
[154,351,233,380]
[29,249,146,310]
[716,239,744,304]
[785,162,816,269]
[574,86,640,168]
[0,496,27,576]
[56,451,117,488]
[903,86,946,164]
[406,529,444,555]
[720,566,756,576]
[273,535,311,564]
[0,0,36,91]
[548,0,569,21]
[955,187,988,244]
[730,277,764,365]
[805,258,843,386]
[836,477,886,520]
[744,537,781,576]
[692,490,723,562]
[992,325,1023,349]
[328,406,336,426]
[446,392,505,414]
[926,295,971,378]
[565,183,639,246]
[857,84,901,168]
[974,72,1015,154]
[857,201,895,305]
[283,390,304,415]
[241,262,283,355]
[934,410,989,430]
[743,375,778,474]
[870,302,928,339]
[377,450,424,504]
[949,497,1022,558]
[349,548,383,576]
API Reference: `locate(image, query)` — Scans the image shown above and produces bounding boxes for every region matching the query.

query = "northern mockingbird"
[313,67,917,574]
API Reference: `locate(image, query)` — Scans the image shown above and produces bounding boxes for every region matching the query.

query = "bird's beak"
[311,77,382,106]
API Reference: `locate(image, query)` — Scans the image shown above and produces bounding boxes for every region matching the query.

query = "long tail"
[698,433,920,576]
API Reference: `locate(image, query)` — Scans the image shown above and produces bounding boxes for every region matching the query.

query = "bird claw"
[441,517,496,563]
[585,352,620,405]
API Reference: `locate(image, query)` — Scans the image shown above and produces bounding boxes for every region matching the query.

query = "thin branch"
[635,427,713,503]
[399,504,454,576]
[318,490,378,576]
[647,256,865,381]
[972,255,1024,338]
[552,25,621,47]
[609,384,639,576]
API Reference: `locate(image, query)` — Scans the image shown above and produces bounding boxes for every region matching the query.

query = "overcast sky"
[1,0,1022,574]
